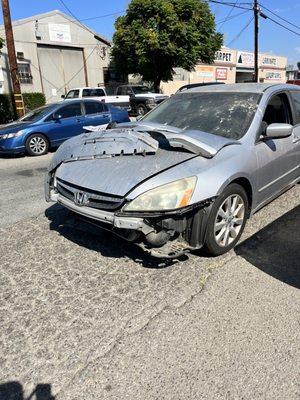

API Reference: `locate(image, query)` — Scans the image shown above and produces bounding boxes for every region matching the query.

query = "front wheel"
[25,134,49,156]
[203,184,248,256]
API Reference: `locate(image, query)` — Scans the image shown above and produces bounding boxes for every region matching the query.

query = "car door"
[83,101,111,126]
[45,102,84,144]
[255,92,298,205]
[289,90,300,176]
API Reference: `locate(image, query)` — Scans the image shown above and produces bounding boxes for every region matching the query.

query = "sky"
[0,0,299,67]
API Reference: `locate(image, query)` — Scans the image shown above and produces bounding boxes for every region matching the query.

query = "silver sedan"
[45,83,300,258]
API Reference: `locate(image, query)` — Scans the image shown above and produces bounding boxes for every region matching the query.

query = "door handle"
[102,114,110,118]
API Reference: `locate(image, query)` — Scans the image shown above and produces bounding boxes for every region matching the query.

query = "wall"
[0,11,110,101]
[161,47,287,95]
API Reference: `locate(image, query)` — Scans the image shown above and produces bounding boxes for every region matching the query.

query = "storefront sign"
[216,68,228,80]
[196,66,214,78]
[261,56,277,66]
[237,51,254,67]
[49,24,71,43]
[265,71,282,80]
[215,51,233,63]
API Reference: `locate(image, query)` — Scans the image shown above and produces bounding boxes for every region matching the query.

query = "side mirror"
[53,113,62,121]
[265,123,293,139]
[61,94,65,99]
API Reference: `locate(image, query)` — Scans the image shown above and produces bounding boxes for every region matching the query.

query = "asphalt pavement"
[0,153,299,400]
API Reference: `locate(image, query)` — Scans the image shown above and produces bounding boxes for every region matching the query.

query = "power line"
[226,16,253,46]
[57,0,111,44]
[262,14,300,36]
[58,0,80,23]
[57,0,124,24]
[80,11,125,22]
[216,9,249,25]
[207,1,252,11]
[259,4,300,31]
[219,0,239,29]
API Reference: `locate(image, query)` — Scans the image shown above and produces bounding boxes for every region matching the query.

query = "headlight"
[1,130,24,139]
[124,177,197,212]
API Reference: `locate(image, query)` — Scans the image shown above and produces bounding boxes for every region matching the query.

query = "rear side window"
[59,103,82,119]
[84,101,105,115]
[65,90,79,99]
[290,91,300,124]
[116,87,122,95]
[82,88,105,97]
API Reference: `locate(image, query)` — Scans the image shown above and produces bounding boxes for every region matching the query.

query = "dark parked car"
[0,99,130,156]
[116,85,168,116]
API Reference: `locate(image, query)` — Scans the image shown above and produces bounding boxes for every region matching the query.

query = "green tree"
[112,0,223,92]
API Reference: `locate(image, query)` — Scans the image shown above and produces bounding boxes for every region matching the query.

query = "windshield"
[142,92,260,139]
[132,86,152,94]
[20,104,57,122]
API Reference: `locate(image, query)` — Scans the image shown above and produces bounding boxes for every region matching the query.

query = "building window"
[18,63,32,84]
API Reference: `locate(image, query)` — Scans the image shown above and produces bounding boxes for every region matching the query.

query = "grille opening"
[56,178,125,211]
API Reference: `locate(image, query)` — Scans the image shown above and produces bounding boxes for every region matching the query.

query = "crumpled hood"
[55,148,194,196]
[50,125,239,196]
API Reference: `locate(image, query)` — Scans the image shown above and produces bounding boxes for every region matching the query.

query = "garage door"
[37,45,87,103]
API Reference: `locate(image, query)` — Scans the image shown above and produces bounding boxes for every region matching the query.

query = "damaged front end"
[45,126,223,258]
[47,180,214,258]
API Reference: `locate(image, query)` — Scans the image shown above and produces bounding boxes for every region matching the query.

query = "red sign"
[216,68,228,80]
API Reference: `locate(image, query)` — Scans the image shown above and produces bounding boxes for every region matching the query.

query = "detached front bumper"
[49,190,154,235]
[47,181,213,258]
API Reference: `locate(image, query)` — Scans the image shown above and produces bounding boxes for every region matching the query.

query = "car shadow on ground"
[236,205,300,289]
[0,381,55,400]
[45,204,187,269]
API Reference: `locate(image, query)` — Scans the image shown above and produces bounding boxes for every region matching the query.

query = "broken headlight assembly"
[124,177,197,212]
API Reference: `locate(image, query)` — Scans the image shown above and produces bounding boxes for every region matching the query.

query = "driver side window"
[260,93,292,136]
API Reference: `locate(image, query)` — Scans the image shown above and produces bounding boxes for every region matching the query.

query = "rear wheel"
[26,134,49,156]
[203,184,248,256]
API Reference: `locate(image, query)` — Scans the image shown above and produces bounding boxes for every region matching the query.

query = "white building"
[0,10,111,102]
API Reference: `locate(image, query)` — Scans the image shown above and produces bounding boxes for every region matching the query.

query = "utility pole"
[1,0,24,117]
[253,0,259,82]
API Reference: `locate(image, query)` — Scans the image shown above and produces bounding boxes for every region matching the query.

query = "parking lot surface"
[0,154,299,399]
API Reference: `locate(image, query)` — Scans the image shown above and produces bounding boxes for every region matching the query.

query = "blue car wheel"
[25,133,49,156]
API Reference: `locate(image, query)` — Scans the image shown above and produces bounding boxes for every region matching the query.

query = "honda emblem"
[74,191,88,206]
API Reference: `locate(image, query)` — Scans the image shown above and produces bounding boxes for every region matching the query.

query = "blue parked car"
[0,99,130,156]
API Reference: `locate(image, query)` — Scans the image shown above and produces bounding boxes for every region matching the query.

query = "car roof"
[184,83,300,94]
[67,87,105,90]
[62,98,104,103]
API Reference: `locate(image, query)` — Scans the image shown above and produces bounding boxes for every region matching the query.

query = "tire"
[136,104,147,116]
[25,134,49,156]
[203,184,249,256]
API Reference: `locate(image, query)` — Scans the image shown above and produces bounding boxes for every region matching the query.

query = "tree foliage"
[112,0,223,91]
[0,37,4,50]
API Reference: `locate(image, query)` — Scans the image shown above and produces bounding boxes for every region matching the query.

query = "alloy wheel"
[29,136,47,155]
[214,194,245,247]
